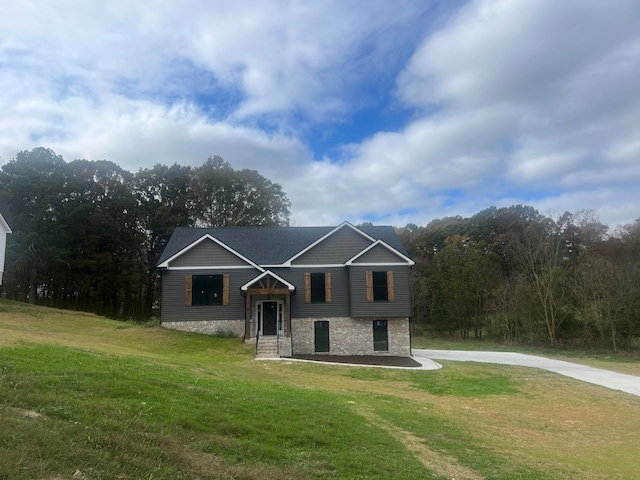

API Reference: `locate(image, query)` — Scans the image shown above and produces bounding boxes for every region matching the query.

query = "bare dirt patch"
[4,406,44,420]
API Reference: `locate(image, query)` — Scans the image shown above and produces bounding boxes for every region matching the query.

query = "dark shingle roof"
[157,224,409,267]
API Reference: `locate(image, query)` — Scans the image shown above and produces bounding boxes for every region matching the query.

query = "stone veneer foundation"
[291,316,411,356]
[162,319,245,337]
[162,317,411,357]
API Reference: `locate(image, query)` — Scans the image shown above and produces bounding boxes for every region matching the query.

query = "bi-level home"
[157,222,414,358]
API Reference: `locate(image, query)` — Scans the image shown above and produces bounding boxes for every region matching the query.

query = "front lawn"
[1,301,639,479]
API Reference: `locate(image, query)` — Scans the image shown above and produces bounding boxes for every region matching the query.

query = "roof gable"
[241,270,296,291]
[347,240,415,266]
[157,233,263,271]
[285,222,374,266]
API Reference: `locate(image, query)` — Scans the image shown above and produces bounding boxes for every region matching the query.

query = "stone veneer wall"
[162,319,245,337]
[291,316,411,356]
[161,317,411,357]
[278,336,293,357]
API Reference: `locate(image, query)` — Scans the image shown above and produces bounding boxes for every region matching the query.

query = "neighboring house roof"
[157,222,412,268]
[0,213,11,233]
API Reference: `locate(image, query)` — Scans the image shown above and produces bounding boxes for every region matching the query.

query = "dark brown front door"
[262,301,278,335]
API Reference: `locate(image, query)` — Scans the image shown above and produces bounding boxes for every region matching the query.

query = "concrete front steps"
[255,335,292,359]
[256,336,279,359]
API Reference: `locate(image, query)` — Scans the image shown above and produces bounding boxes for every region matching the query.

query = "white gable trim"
[345,239,415,266]
[285,264,345,269]
[0,213,11,233]
[282,222,375,266]
[241,270,296,291]
[163,266,256,271]
[158,234,265,272]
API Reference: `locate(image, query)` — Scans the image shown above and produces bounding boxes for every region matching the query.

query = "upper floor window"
[185,274,230,306]
[310,272,326,302]
[193,275,223,305]
[366,271,395,302]
[304,272,332,303]
[372,271,388,301]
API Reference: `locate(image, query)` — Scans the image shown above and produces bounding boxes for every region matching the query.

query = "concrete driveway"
[413,349,640,397]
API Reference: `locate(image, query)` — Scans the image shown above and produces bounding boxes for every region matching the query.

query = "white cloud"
[0,0,428,123]
[398,0,640,109]
[365,0,640,228]
[37,96,309,177]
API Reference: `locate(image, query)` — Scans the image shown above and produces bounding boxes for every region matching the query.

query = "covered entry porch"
[241,271,295,357]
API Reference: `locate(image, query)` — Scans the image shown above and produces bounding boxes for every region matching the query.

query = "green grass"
[0,344,428,479]
[1,300,639,479]
[407,366,520,397]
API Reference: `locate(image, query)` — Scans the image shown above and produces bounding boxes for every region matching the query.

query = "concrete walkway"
[413,349,640,397]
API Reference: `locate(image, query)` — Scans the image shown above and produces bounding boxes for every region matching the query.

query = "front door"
[262,301,278,335]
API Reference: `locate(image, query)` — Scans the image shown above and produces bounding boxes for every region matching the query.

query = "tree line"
[398,206,640,350]
[3,147,639,351]
[0,147,291,319]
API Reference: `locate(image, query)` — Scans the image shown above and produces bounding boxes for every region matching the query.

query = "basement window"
[373,320,388,351]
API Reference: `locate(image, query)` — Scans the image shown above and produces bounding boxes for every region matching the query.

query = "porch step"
[256,336,279,359]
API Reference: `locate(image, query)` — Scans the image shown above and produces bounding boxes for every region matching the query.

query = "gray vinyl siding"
[349,265,412,317]
[169,239,251,268]
[352,244,406,264]
[292,227,372,265]
[160,268,260,322]
[270,267,350,318]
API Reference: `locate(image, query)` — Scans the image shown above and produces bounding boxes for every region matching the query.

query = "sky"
[1,0,639,230]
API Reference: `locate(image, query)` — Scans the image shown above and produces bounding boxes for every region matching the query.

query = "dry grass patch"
[424,365,640,479]
[166,439,305,480]
[355,406,484,480]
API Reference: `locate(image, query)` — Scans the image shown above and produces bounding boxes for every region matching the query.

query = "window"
[366,271,395,302]
[372,271,388,301]
[304,272,332,303]
[373,320,388,351]
[314,320,330,352]
[185,274,229,306]
[193,275,223,305]
[310,273,325,302]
